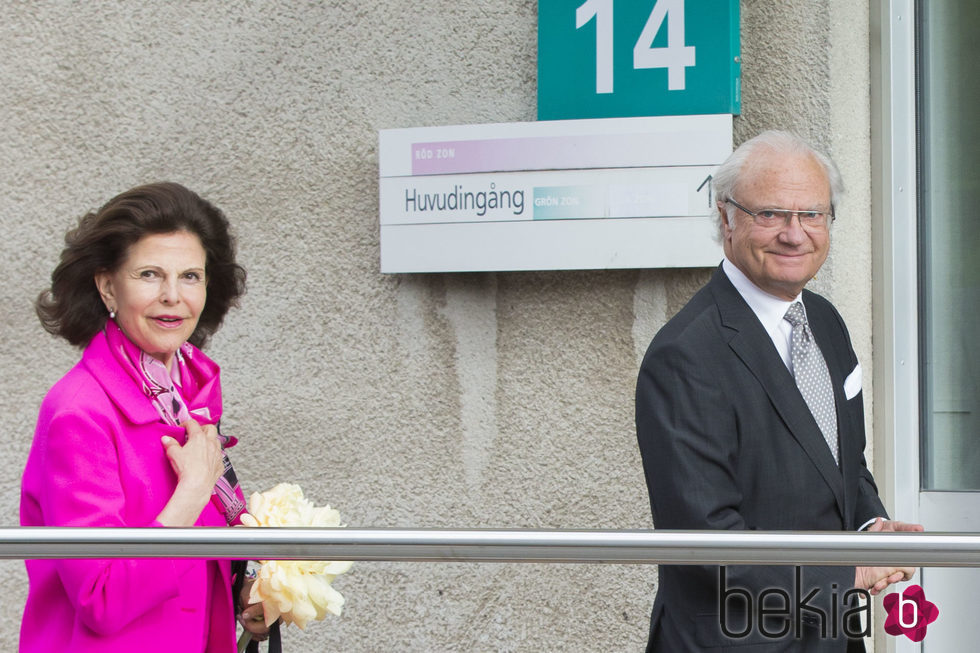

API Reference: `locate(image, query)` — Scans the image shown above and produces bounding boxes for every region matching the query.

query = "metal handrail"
[3,528,979,566]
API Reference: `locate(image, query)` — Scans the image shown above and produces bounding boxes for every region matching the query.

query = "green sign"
[538,0,740,120]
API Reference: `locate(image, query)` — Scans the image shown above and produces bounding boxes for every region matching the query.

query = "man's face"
[721,150,832,300]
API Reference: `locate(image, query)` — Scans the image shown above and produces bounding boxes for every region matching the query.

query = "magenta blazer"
[21,330,238,652]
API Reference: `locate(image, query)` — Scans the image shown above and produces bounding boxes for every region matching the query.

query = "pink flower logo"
[883,585,939,642]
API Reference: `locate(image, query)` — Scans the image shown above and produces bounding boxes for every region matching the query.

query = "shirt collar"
[722,257,804,332]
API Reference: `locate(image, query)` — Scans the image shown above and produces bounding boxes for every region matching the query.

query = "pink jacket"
[20,330,239,652]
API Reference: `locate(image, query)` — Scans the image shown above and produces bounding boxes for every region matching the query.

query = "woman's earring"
[109,308,116,319]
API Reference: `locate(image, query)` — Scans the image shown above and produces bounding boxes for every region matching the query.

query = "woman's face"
[95,230,207,369]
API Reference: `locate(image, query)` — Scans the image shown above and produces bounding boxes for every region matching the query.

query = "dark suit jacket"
[635,266,886,652]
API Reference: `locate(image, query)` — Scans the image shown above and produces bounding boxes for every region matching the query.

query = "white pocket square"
[843,363,862,399]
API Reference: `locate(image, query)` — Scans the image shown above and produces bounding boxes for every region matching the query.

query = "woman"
[21,182,270,651]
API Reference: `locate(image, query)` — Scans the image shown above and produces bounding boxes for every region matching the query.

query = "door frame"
[871,0,921,651]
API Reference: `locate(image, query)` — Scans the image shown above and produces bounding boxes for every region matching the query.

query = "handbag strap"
[233,560,282,653]
[246,620,281,653]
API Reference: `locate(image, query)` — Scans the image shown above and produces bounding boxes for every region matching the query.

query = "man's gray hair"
[712,130,844,239]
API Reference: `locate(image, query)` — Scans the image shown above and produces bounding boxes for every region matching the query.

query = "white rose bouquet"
[237,483,353,651]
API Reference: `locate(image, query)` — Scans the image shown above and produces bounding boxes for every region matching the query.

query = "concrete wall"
[0,1,874,650]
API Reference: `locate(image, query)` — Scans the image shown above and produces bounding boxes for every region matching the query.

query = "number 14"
[576,0,696,94]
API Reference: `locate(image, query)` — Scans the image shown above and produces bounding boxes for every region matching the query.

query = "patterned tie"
[784,302,839,465]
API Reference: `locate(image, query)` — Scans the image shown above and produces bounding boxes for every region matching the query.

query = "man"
[635,131,922,651]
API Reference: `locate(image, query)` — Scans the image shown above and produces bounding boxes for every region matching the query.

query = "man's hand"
[854,517,924,594]
[872,517,924,533]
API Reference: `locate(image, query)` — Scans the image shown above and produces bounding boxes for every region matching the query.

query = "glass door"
[914,1,980,650]
[918,1,980,493]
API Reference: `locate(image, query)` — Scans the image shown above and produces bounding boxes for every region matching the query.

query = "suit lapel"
[709,270,845,516]
[804,293,858,527]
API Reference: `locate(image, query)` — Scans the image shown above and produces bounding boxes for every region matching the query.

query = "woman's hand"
[163,419,224,488]
[238,579,272,641]
[156,419,225,527]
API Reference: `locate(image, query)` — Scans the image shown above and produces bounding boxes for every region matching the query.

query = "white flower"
[239,483,353,629]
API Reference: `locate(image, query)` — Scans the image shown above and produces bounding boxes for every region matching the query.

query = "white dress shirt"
[721,257,802,374]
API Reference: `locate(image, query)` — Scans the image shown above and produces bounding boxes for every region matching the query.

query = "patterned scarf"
[105,319,246,525]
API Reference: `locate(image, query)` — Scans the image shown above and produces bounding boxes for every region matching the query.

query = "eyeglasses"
[726,198,835,230]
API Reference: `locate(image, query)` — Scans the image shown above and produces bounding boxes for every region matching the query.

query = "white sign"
[378,114,730,273]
